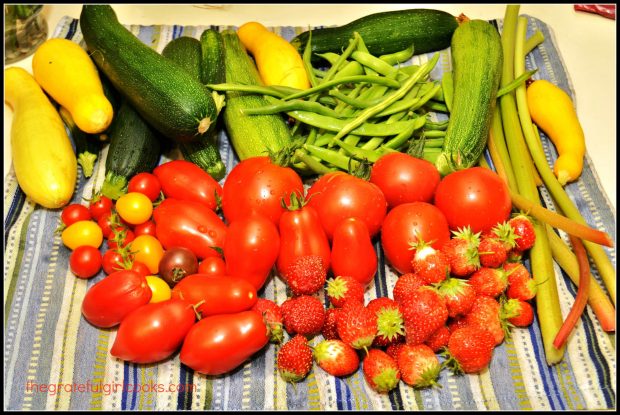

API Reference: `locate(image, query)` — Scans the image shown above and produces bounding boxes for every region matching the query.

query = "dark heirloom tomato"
[381,202,450,275]
[330,217,377,287]
[153,160,222,211]
[110,298,196,364]
[221,156,304,226]
[153,198,227,260]
[158,246,199,287]
[81,270,152,328]
[171,274,257,316]
[180,310,269,375]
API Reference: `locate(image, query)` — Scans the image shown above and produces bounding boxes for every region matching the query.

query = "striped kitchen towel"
[4,14,616,411]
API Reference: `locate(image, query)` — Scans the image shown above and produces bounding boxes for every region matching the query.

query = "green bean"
[293,148,335,175]
[383,116,426,149]
[316,52,341,66]
[282,74,400,101]
[302,31,320,88]
[373,83,441,118]
[242,98,345,118]
[424,100,449,113]
[331,136,393,163]
[320,34,361,84]
[303,144,361,171]
[496,69,537,98]
[207,83,291,98]
[418,130,446,139]
[328,89,386,109]
[351,50,399,76]
[379,44,415,66]
[423,119,449,130]
[334,61,365,79]
[354,34,378,76]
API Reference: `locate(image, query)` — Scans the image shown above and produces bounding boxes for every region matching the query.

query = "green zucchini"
[58,106,102,178]
[161,34,226,180]
[79,5,218,143]
[291,9,459,63]
[434,19,503,176]
[101,100,163,200]
[200,28,226,85]
[220,30,293,160]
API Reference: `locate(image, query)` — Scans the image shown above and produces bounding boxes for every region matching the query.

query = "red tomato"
[61,203,92,227]
[153,198,227,260]
[380,202,450,275]
[69,245,102,279]
[221,156,304,226]
[153,160,222,211]
[370,152,441,207]
[307,172,387,240]
[110,298,196,364]
[130,260,151,278]
[180,310,269,375]
[330,218,377,287]
[107,227,135,250]
[198,256,226,277]
[171,274,257,317]
[81,270,152,328]
[276,201,330,276]
[102,249,127,275]
[224,213,280,291]
[88,194,114,222]
[434,167,512,233]
[127,172,162,202]
[133,220,157,237]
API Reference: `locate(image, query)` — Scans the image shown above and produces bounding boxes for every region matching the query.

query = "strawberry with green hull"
[397,344,442,388]
[251,298,284,343]
[366,297,405,348]
[443,326,496,374]
[277,334,314,383]
[478,236,508,268]
[326,275,365,308]
[503,298,535,328]
[313,339,360,377]
[410,239,450,285]
[442,227,481,277]
[336,301,377,351]
[468,267,509,298]
[437,277,476,318]
[508,214,537,252]
[504,262,537,301]
[363,349,401,393]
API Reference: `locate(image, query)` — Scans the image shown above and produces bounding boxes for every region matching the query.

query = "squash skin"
[5,67,77,209]
[32,38,113,134]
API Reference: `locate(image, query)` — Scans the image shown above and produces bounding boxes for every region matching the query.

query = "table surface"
[3,4,616,209]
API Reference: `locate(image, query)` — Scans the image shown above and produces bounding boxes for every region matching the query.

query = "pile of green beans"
[209,32,450,175]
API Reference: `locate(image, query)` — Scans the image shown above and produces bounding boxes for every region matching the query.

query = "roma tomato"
[127,172,162,202]
[153,198,227,260]
[88,194,114,222]
[380,202,450,275]
[306,172,387,240]
[61,203,91,227]
[180,310,269,375]
[370,152,441,207]
[331,218,377,287]
[81,270,152,328]
[224,213,280,291]
[115,192,153,226]
[153,160,222,211]
[158,246,199,287]
[69,245,102,279]
[198,256,226,277]
[110,298,196,364]
[433,167,512,233]
[61,220,103,250]
[131,235,165,274]
[171,274,257,316]
[221,156,304,226]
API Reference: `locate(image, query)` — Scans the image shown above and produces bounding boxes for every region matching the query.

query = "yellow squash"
[237,21,310,90]
[5,67,77,209]
[526,79,586,185]
[32,38,113,134]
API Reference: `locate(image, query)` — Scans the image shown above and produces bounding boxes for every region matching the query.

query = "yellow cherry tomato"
[115,192,153,225]
[131,235,164,274]
[61,220,103,250]
[145,276,171,303]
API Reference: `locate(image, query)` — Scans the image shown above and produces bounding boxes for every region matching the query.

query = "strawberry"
[410,239,450,284]
[477,236,508,268]
[399,286,448,345]
[468,267,508,298]
[508,214,536,252]
[397,344,441,388]
[392,272,427,304]
[280,295,326,337]
[425,325,451,353]
[321,307,341,340]
[284,254,327,296]
[503,298,535,327]
[437,277,476,318]
[277,334,314,383]
[442,227,481,277]
[251,298,284,343]
[366,297,405,347]
[336,301,377,350]
[326,275,365,308]
[464,295,506,346]
[362,349,401,393]
[385,341,406,361]
[444,326,496,374]
[488,221,519,252]
[313,339,360,377]
[504,262,537,301]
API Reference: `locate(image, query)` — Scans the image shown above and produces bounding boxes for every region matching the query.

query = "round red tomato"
[370,152,441,207]
[130,260,151,277]
[69,245,102,279]
[61,203,91,227]
[88,194,114,222]
[221,156,304,226]
[128,172,162,202]
[198,256,226,277]
[133,220,157,237]
[102,249,127,275]
[433,167,512,233]
[380,202,450,275]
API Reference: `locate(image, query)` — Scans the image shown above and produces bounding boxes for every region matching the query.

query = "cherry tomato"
[127,172,162,202]
[81,270,152,328]
[153,160,222,211]
[370,152,441,208]
[198,256,227,277]
[69,245,102,279]
[98,211,121,239]
[158,246,199,287]
[331,218,377,287]
[89,194,114,222]
[61,203,92,227]
[221,156,304,226]
[111,298,196,364]
[307,172,387,240]
[102,249,127,275]
[130,260,151,278]
[145,276,172,303]
[224,213,280,291]
[107,227,135,250]
[133,220,157,237]
[434,167,512,233]
[131,235,165,274]
[115,192,153,226]
[180,310,269,375]
[61,220,104,250]
[381,202,451,275]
